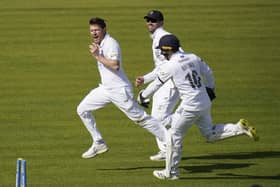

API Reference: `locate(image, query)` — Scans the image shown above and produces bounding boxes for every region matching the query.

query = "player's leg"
[210,119,258,141]
[111,86,168,143]
[196,107,258,142]
[151,84,179,127]
[77,86,110,158]
[150,84,179,161]
[154,106,197,180]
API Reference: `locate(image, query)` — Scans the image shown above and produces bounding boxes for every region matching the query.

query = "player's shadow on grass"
[98,163,253,173]
[181,163,279,180]
[98,163,280,180]
[97,151,280,180]
[181,151,280,161]
[178,151,280,180]
[179,173,280,180]
[181,163,254,173]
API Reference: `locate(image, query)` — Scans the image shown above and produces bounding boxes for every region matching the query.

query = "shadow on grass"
[182,151,280,160]
[98,164,280,181]
[180,173,280,180]
[98,163,254,173]
[181,163,254,173]
[97,151,280,180]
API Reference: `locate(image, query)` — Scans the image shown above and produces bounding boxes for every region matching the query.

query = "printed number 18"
[185,70,202,89]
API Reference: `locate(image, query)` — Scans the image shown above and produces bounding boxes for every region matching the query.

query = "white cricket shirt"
[97,33,131,88]
[157,51,213,111]
[143,27,170,83]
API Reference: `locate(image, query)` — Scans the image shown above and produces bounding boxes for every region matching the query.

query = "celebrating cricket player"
[77,17,169,159]
[138,34,258,180]
[135,10,180,161]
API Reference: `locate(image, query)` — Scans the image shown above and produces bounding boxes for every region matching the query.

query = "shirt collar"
[169,51,181,61]
[100,33,109,47]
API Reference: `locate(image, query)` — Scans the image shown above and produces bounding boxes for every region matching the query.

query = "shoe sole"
[82,148,109,159]
[239,119,259,141]
[96,148,109,155]
[153,171,179,180]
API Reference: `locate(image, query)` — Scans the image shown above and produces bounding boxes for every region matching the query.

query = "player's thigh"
[170,107,198,146]
[77,86,110,113]
[111,87,145,121]
[152,85,179,119]
[195,107,213,137]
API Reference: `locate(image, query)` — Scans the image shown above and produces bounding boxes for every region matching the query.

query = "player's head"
[157,34,180,60]
[144,10,164,34]
[89,17,107,44]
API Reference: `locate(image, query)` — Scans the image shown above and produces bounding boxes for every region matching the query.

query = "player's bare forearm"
[89,43,119,71]
[95,56,119,71]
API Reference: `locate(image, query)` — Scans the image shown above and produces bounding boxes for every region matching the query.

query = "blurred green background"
[0,0,279,186]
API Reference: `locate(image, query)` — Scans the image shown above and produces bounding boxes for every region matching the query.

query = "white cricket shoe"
[238,119,259,141]
[153,169,179,180]
[150,151,166,161]
[82,143,109,159]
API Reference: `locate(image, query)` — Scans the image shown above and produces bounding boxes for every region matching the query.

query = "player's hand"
[206,87,216,101]
[135,76,144,87]
[89,43,100,58]
[137,90,150,108]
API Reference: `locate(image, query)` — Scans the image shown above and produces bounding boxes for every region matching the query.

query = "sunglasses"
[146,18,157,23]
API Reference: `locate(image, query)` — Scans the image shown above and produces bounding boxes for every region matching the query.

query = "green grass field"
[0,0,279,186]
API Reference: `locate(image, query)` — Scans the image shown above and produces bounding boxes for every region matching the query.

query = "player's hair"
[89,17,106,29]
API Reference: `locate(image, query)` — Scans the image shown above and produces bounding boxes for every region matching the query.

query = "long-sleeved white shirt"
[142,51,214,111]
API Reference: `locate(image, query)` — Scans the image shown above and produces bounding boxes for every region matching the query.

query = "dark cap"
[156,34,180,51]
[144,10,164,21]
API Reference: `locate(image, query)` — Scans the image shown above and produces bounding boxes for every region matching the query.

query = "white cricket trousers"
[167,105,245,174]
[77,85,167,144]
[151,81,179,153]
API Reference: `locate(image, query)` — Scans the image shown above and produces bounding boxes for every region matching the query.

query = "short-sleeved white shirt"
[157,51,212,111]
[97,33,131,88]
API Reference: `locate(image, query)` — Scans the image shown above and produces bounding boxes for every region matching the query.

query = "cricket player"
[77,17,168,159]
[135,10,180,161]
[138,34,258,179]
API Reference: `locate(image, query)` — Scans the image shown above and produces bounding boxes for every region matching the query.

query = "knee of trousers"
[77,104,88,117]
